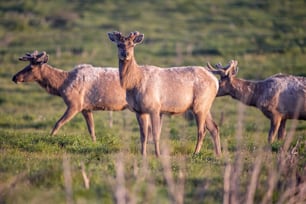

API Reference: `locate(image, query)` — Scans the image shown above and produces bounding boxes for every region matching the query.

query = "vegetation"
[0,0,305,203]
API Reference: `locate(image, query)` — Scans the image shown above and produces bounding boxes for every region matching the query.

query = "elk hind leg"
[82,110,96,142]
[206,112,222,156]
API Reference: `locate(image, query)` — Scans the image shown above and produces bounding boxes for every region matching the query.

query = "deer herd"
[12,31,306,157]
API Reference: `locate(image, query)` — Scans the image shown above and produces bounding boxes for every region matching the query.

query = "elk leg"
[268,116,281,143]
[82,110,96,142]
[206,112,222,156]
[136,113,150,156]
[159,113,163,135]
[277,119,287,140]
[194,112,207,154]
[150,112,162,157]
[51,107,79,136]
[146,114,161,143]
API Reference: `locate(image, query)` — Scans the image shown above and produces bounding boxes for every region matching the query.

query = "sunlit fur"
[12,51,150,142]
[109,31,221,157]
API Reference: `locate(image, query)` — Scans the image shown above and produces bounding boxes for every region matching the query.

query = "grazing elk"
[206,60,306,143]
[12,50,150,142]
[108,31,221,157]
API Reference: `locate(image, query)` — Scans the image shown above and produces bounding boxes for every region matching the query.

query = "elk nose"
[12,75,18,83]
[12,75,16,82]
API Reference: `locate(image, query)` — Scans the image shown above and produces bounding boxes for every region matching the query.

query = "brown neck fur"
[230,78,258,106]
[37,64,68,96]
[119,58,142,90]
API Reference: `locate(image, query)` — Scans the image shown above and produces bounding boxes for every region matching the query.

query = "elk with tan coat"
[207,60,306,143]
[12,50,150,142]
[108,31,221,157]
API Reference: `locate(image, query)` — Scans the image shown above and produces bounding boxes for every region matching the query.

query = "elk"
[206,60,306,143]
[12,50,150,142]
[108,31,221,157]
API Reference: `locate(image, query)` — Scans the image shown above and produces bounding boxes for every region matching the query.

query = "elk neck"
[230,78,258,107]
[118,58,142,90]
[37,64,68,96]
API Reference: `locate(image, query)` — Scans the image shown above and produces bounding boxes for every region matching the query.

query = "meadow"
[0,0,306,203]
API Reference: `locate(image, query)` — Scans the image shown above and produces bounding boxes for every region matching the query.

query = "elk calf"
[108,31,221,157]
[207,60,306,143]
[12,51,149,141]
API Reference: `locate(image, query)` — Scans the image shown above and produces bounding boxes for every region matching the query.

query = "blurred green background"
[1,0,305,75]
[1,0,305,203]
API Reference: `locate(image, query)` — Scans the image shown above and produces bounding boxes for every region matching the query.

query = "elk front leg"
[51,107,79,136]
[150,112,162,157]
[82,110,96,142]
[277,119,287,140]
[268,116,281,143]
[206,112,222,156]
[194,112,207,154]
[136,113,150,156]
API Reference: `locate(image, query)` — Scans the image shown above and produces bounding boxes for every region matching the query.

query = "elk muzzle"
[12,74,22,83]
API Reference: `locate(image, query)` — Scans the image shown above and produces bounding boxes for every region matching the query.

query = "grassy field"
[1,0,306,203]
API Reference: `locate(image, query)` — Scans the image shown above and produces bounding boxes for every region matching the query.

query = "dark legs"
[277,119,287,140]
[268,116,282,143]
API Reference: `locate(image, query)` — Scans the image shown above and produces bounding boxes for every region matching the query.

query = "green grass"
[1,0,306,203]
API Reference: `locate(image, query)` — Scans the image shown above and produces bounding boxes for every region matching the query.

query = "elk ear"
[42,54,49,64]
[133,34,144,44]
[227,61,239,77]
[231,60,239,76]
[231,66,239,76]
[108,31,121,43]
[36,51,48,64]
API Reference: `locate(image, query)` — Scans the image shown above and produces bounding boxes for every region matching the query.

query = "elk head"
[12,51,49,83]
[108,31,144,61]
[206,60,239,96]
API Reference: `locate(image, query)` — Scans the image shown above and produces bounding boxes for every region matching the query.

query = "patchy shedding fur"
[109,31,221,157]
[207,60,306,143]
[12,51,134,141]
